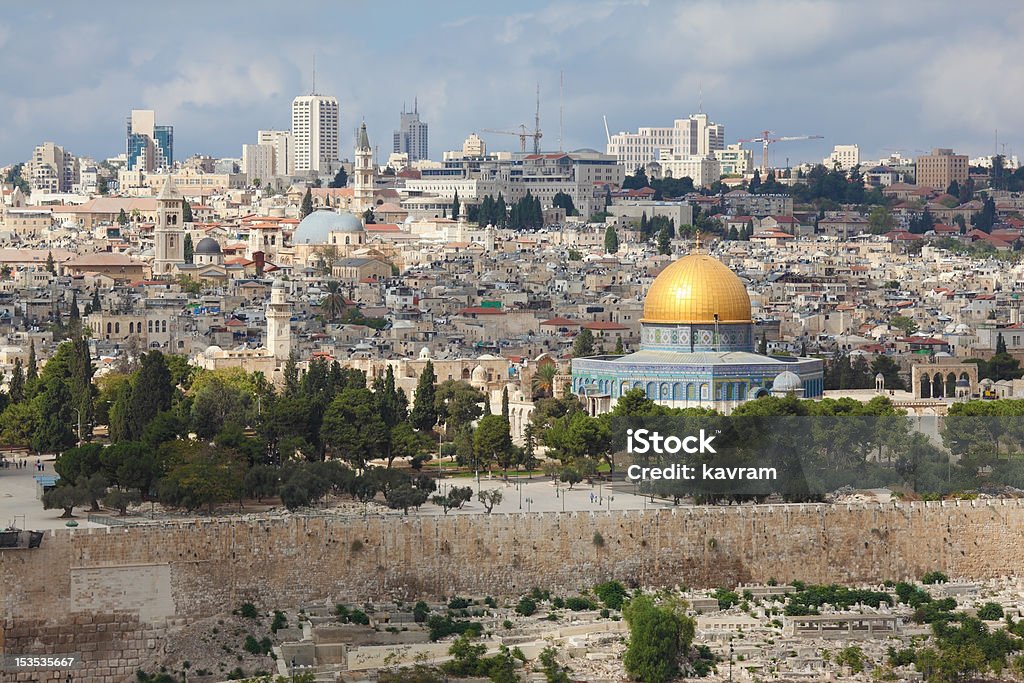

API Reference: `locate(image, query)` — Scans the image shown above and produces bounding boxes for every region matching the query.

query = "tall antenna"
[312,51,317,95]
[559,71,564,152]
[535,83,542,155]
[698,81,703,114]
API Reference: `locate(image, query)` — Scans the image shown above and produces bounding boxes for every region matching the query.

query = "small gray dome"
[194,237,221,255]
[771,371,803,393]
[293,209,363,244]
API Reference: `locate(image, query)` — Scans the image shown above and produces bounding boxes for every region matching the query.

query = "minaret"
[353,122,374,214]
[457,199,468,242]
[485,224,496,252]
[265,279,292,361]
[153,175,184,276]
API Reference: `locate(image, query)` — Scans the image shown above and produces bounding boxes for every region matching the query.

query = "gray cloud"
[0,0,1019,166]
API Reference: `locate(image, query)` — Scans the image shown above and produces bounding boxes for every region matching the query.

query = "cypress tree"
[501,386,510,421]
[300,188,313,218]
[410,360,438,432]
[9,357,24,403]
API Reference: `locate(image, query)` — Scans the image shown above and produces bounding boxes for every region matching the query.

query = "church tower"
[353,122,374,214]
[153,176,184,276]
[265,279,292,361]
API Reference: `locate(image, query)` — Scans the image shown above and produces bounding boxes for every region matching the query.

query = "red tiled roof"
[540,317,579,327]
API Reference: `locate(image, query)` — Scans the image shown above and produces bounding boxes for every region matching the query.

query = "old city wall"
[3,500,1024,682]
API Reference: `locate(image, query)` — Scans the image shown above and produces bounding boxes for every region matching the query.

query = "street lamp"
[70,407,83,447]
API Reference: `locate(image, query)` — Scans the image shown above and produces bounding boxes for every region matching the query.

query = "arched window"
[106,322,112,334]
[114,322,120,334]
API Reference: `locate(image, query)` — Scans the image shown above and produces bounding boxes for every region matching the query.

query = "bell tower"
[353,122,374,214]
[153,175,184,276]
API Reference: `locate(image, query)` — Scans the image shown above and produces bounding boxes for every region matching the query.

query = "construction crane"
[481,125,543,154]
[739,130,823,171]
[482,85,544,154]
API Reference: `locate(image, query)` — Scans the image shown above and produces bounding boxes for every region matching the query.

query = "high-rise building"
[25,142,79,193]
[917,148,969,190]
[257,130,294,176]
[825,144,860,171]
[714,143,754,176]
[242,144,275,185]
[291,95,339,173]
[127,109,173,172]
[393,101,429,162]
[152,176,184,276]
[607,114,725,171]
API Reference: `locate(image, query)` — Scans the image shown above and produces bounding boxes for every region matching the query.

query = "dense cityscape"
[4,3,1024,683]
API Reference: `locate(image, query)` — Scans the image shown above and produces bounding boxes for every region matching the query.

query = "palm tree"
[319,281,346,322]
[531,364,558,399]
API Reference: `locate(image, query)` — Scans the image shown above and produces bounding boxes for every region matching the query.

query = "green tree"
[117,208,128,225]
[604,225,619,253]
[42,483,88,518]
[128,351,173,439]
[183,234,194,263]
[435,379,485,437]
[46,250,56,274]
[451,189,460,221]
[157,442,245,513]
[657,227,671,255]
[319,281,347,321]
[410,360,438,432]
[552,191,577,216]
[532,363,558,399]
[537,646,571,683]
[32,375,75,453]
[328,167,348,188]
[300,188,314,218]
[182,200,193,223]
[473,414,513,474]
[890,315,918,336]
[8,357,25,403]
[870,355,905,391]
[623,595,694,683]
[868,206,896,234]
[321,388,390,467]
[477,488,503,513]
[573,328,595,358]
[501,386,510,421]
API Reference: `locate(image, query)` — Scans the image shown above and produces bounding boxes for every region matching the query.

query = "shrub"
[270,611,287,633]
[977,602,1004,620]
[594,580,628,610]
[238,603,259,619]
[921,571,949,585]
[565,596,597,611]
[515,596,537,616]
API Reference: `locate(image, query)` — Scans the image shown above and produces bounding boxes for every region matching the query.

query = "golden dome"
[642,253,752,324]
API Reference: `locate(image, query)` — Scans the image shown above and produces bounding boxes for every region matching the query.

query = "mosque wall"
[3,501,1024,681]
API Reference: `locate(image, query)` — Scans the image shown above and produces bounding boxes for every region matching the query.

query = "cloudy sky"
[2,0,1021,167]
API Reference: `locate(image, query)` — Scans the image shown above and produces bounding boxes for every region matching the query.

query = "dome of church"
[771,371,803,393]
[293,210,363,244]
[471,365,486,382]
[194,237,222,255]
[642,252,752,324]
